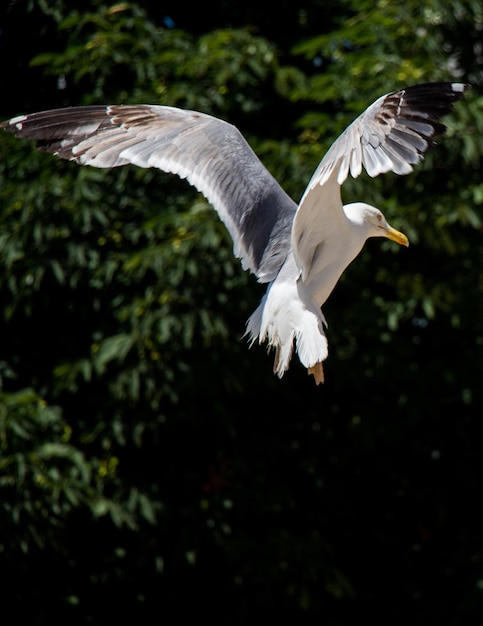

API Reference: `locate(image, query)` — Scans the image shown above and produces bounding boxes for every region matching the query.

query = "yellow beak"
[384,225,409,247]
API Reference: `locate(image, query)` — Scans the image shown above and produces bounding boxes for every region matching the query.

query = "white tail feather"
[245,280,328,378]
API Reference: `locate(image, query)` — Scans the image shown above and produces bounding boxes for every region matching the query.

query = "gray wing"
[302,82,468,194]
[1,105,297,283]
[292,82,468,278]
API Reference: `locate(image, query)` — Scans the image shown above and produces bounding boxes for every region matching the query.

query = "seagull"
[1,82,467,383]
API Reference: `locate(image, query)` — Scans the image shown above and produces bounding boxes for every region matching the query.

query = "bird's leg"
[273,346,281,376]
[308,362,324,385]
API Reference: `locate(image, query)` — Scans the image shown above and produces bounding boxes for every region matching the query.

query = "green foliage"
[30,2,282,116]
[0,387,86,549]
[1,0,482,624]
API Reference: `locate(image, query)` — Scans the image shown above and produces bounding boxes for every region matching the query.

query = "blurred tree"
[0,1,482,624]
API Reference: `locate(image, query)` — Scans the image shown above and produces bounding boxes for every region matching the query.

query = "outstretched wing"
[1,105,297,283]
[292,82,468,279]
[304,82,467,190]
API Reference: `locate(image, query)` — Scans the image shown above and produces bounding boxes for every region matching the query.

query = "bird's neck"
[298,208,369,306]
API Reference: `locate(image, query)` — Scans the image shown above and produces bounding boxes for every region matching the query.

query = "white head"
[343,202,409,247]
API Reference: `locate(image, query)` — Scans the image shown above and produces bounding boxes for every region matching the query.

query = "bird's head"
[344,202,409,247]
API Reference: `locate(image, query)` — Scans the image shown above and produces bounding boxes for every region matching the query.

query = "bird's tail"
[245,285,328,378]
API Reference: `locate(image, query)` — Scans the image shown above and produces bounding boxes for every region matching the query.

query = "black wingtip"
[402,81,469,109]
[394,82,468,141]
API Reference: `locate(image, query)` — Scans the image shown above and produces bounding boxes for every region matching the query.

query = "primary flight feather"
[1,82,467,383]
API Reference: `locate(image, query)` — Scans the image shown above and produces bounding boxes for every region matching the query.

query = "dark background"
[1,1,482,624]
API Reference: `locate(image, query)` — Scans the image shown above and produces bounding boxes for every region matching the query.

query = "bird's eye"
[376,213,383,221]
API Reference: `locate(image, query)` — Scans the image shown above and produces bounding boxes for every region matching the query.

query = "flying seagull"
[1,82,467,383]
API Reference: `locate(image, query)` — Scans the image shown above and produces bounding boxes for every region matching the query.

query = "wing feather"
[304,82,467,194]
[1,105,297,282]
[292,82,467,279]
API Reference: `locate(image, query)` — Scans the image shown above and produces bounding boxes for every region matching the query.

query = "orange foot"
[308,362,324,385]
